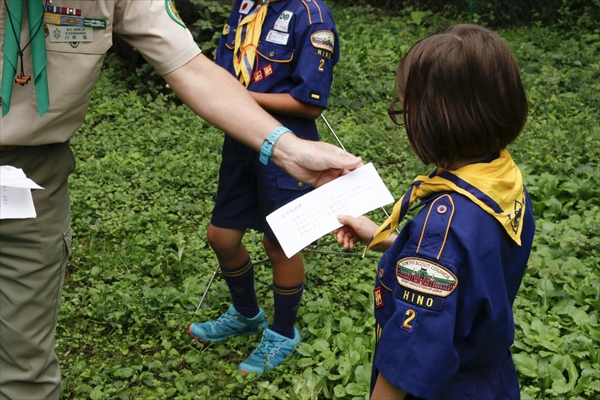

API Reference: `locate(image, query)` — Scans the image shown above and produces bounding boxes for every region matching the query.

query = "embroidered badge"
[374,286,385,309]
[45,6,82,16]
[310,30,335,53]
[510,197,524,234]
[223,23,230,35]
[396,257,458,298]
[266,30,289,45]
[83,18,107,29]
[397,287,444,311]
[263,64,274,78]
[44,14,85,27]
[165,0,185,28]
[401,307,417,331]
[313,47,333,59]
[310,92,321,101]
[239,0,255,14]
[253,69,264,83]
[274,10,293,32]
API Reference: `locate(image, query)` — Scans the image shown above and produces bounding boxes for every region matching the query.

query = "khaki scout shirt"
[0,0,201,146]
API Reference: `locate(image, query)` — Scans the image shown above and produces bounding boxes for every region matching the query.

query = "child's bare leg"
[207,224,248,269]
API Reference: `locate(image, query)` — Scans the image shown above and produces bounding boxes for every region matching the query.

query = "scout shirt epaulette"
[414,193,455,261]
[301,0,326,24]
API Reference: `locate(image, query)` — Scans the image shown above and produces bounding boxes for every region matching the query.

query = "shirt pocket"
[275,172,311,192]
[41,26,113,113]
[257,41,294,63]
[253,41,294,86]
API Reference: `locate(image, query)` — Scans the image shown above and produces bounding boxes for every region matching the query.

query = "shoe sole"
[240,368,259,377]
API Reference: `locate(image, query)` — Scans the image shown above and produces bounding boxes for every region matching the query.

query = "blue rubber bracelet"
[259,126,291,165]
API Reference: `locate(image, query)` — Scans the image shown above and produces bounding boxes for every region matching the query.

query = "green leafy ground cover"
[57,5,599,399]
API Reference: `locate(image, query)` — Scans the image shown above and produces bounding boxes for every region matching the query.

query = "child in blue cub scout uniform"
[335,24,535,399]
[188,0,339,375]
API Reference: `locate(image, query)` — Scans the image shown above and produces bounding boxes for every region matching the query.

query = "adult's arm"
[163,54,361,187]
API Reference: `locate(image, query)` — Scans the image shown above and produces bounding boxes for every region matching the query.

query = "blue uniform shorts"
[210,135,312,240]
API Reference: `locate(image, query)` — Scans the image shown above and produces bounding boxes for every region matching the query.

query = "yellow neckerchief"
[365,149,527,256]
[233,0,278,87]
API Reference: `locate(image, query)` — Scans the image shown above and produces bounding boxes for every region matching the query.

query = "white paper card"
[266,163,394,258]
[0,166,44,219]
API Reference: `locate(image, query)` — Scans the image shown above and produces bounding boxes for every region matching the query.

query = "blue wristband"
[259,126,291,165]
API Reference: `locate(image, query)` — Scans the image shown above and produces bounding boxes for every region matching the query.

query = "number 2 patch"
[401,307,417,332]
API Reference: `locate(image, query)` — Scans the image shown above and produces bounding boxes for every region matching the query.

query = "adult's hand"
[272,134,362,187]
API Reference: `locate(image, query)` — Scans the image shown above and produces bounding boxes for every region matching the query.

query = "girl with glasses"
[335,24,534,400]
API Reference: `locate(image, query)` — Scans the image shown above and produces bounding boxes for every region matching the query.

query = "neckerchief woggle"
[233,0,277,88]
[364,149,527,256]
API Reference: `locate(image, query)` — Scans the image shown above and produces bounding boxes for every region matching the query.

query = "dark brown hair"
[396,24,528,169]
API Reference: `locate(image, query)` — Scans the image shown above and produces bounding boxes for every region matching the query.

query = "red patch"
[253,70,264,83]
[263,63,273,77]
[374,286,385,309]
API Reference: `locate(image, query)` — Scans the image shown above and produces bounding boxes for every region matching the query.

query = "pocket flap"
[276,173,310,191]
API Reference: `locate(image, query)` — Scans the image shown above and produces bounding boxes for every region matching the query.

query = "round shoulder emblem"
[166,0,186,28]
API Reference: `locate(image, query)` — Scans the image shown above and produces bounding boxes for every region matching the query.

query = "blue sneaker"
[239,327,300,376]
[188,306,267,343]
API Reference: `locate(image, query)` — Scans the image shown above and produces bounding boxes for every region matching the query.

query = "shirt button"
[436,205,448,214]
[298,182,305,188]
[270,51,275,57]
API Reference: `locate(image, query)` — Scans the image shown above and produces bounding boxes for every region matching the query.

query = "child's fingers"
[337,214,377,244]
[342,231,356,250]
[333,226,357,250]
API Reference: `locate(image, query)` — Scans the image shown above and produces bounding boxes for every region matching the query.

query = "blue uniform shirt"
[216,0,339,138]
[372,189,535,399]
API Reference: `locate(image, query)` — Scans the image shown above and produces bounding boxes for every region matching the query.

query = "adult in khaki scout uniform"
[0,1,361,398]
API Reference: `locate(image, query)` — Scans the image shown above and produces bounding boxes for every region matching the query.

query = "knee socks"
[221,258,259,318]
[271,281,304,339]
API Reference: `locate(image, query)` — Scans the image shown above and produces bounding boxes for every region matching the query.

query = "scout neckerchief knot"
[233,0,277,88]
[364,149,527,256]
[1,0,49,117]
